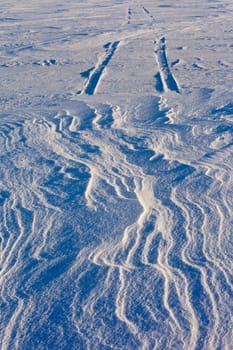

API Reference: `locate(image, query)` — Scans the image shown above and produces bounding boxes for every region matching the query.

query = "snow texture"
[0,0,233,349]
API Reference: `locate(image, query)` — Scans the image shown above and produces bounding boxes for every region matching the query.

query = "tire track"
[77,41,120,96]
[154,37,180,93]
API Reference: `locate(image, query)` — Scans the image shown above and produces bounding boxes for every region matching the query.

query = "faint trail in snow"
[127,7,132,24]
[77,41,120,96]
[154,37,180,93]
[140,4,156,24]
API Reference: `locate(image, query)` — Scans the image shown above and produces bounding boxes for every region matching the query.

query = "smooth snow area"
[0,1,233,349]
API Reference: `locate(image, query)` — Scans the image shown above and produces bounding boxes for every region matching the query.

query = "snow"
[0,1,233,349]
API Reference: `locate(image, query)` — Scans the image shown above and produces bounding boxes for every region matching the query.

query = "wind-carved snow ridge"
[1,0,233,349]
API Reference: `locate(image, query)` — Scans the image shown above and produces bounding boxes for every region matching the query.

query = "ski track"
[0,0,233,350]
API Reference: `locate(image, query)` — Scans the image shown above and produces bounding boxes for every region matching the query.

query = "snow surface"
[0,0,233,349]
